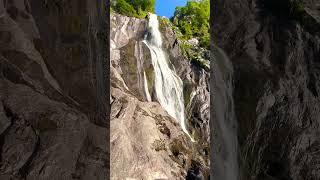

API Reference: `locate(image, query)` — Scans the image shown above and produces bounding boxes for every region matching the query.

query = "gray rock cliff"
[212,0,320,179]
[0,0,108,179]
[110,13,210,179]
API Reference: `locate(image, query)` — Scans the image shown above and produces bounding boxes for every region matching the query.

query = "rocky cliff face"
[110,13,210,179]
[212,0,320,179]
[0,0,108,179]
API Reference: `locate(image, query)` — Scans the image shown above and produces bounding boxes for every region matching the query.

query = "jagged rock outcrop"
[111,86,193,179]
[212,0,320,179]
[159,16,211,178]
[159,17,210,177]
[0,1,107,179]
[110,13,210,179]
[110,14,193,179]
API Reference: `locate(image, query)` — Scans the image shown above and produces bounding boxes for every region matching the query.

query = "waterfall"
[211,45,238,180]
[143,13,194,141]
[143,71,152,102]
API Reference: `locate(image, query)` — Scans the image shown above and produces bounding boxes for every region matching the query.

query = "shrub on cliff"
[111,0,155,18]
[171,0,210,49]
[112,0,137,17]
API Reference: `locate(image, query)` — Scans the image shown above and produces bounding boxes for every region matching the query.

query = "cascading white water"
[143,14,194,141]
[143,71,152,102]
[212,45,238,180]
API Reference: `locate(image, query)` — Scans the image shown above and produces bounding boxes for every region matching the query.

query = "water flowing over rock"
[143,13,193,141]
[213,0,320,179]
[110,13,210,179]
[211,45,238,180]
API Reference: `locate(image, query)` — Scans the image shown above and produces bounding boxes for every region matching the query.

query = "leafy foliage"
[171,0,210,48]
[131,0,156,13]
[111,0,156,18]
[180,41,210,71]
[112,0,137,17]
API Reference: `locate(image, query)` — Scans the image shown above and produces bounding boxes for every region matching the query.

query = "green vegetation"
[111,0,155,18]
[161,0,211,70]
[180,41,210,71]
[180,42,193,58]
[171,0,210,48]
[112,0,210,48]
[112,0,211,69]
[190,57,210,71]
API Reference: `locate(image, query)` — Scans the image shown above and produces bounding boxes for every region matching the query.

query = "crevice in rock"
[0,56,35,89]
[186,160,205,180]
[18,127,40,180]
[0,101,13,163]
[307,74,318,97]
[0,102,41,180]
[1,56,82,114]
[73,136,107,179]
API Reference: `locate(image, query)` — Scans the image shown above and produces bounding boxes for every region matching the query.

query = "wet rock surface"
[110,13,210,179]
[212,0,320,179]
[0,1,107,179]
[159,16,211,178]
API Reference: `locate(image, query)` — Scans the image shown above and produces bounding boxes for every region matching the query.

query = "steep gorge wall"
[110,14,193,179]
[212,0,320,179]
[110,13,210,179]
[0,0,108,179]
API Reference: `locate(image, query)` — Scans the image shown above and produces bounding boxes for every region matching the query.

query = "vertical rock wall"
[0,0,108,179]
[212,0,320,179]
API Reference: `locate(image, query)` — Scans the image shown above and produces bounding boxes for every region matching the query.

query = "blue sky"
[155,0,187,18]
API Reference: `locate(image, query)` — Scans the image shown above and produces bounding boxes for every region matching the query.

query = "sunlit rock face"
[110,13,210,179]
[212,0,320,179]
[0,0,107,179]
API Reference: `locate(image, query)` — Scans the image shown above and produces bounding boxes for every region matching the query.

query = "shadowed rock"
[0,0,108,179]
